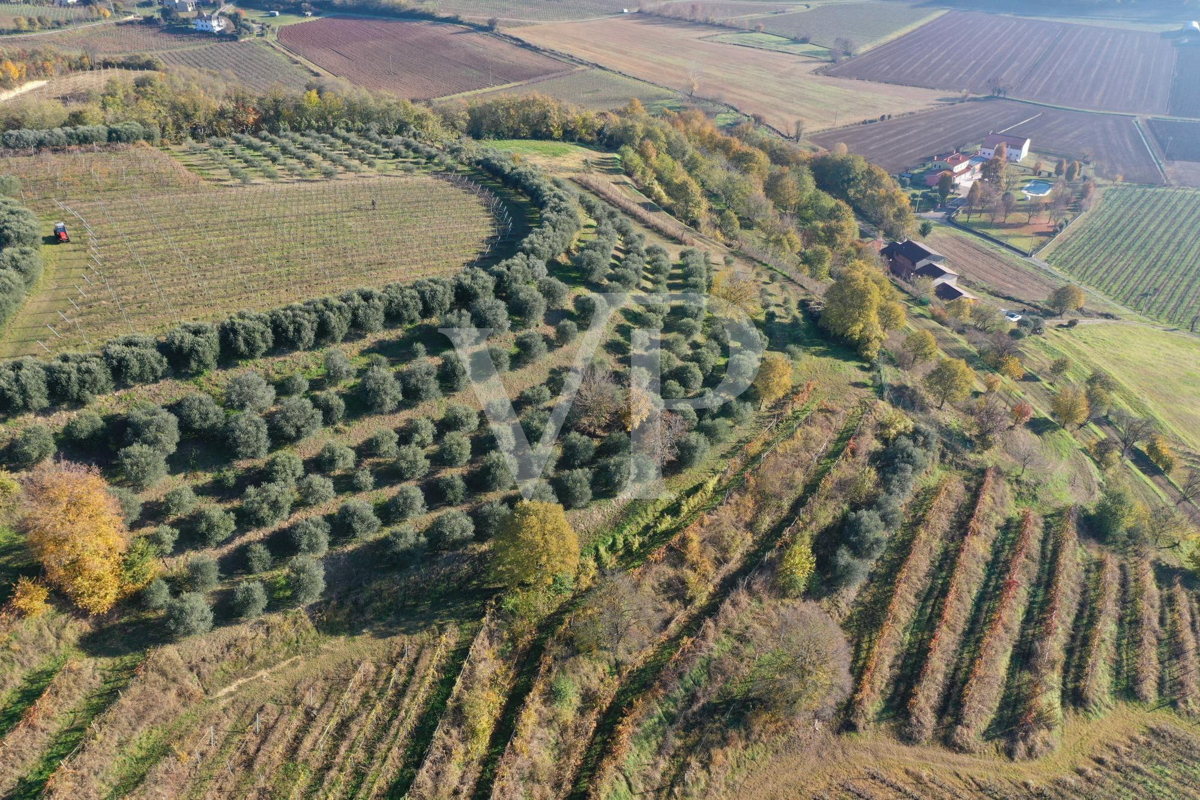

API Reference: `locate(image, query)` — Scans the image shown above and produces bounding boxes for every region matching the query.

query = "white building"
[194,12,224,33]
[980,133,1031,163]
[163,0,196,12]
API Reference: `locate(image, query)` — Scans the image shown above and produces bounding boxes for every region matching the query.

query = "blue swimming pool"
[1023,179,1054,196]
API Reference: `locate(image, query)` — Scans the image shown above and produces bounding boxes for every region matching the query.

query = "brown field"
[923,225,1059,303]
[514,16,948,131]
[17,19,207,54]
[753,1,942,49]
[825,10,1178,115]
[456,66,677,109]
[1168,45,1200,118]
[811,99,1164,184]
[646,1,798,22]
[424,0,630,22]
[156,41,314,92]
[277,17,569,100]
[1149,117,1200,163]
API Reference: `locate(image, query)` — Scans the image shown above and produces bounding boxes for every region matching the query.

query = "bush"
[406,417,436,447]
[279,373,309,397]
[219,311,273,360]
[271,397,322,442]
[428,509,475,549]
[400,360,440,403]
[166,593,213,638]
[241,481,294,528]
[163,322,219,375]
[441,404,479,433]
[63,410,105,445]
[555,468,593,509]
[514,331,547,367]
[290,517,331,556]
[10,424,54,467]
[109,486,143,525]
[438,431,472,467]
[593,457,630,497]
[323,350,354,384]
[297,474,335,506]
[245,541,273,573]
[232,581,268,619]
[508,284,547,328]
[162,485,198,518]
[125,405,179,456]
[225,412,270,459]
[559,432,596,469]
[440,355,468,393]
[289,556,325,605]
[193,505,236,547]
[473,451,515,492]
[317,442,356,474]
[386,484,426,522]
[142,578,170,610]
[395,444,430,480]
[471,297,510,335]
[352,466,374,492]
[675,432,710,469]
[264,452,304,485]
[336,499,381,540]
[173,394,224,437]
[359,365,402,413]
[433,473,467,506]
[555,319,578,346]
[118,443,168,489]
[311,391,346,426]
[385,524,427,567]
[150,524,179,555]
[539,276,569,309]
[188,555,220,592]
[365,429,399,459]
[225,373,276,414]
[483,346,510,375]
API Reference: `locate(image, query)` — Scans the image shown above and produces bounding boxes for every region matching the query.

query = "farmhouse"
[194,13,225,33]
[163,0,196,12]
[926,150,983,187]
[981,133,1031,163]
[881,239,977,301]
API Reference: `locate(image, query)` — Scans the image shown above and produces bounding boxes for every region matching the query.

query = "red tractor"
[53,222,69,243]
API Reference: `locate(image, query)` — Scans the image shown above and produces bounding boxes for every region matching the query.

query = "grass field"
[444,66,678,110]
[156,41,315,92]
[277,17,570,100]
[0,146,499,355]
[706,30,831,59]
[515,15,947,132]
[754,1,943,50]
[824,10,1178,115]
[810,98,1164,184]
[1044,187,1200,328]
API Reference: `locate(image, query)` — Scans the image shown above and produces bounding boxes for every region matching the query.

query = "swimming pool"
[1023,179,1054,197]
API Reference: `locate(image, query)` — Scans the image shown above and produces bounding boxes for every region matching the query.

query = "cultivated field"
[0,2,95,33]
[18,19,207,54]
[156,41,314,92]
[811,99,1164,184]
[424,0,631,22]
[1149,117,1200,163]
[515,16,947,131]
[754,1,942,50]
[647,1,797,22]
[825,10,1178,115]
[1169,45,1200,118]
[1044,187,1200,328]
[0,146,499,355]
[459,66,677,109]
[277,17,569,100]
[923,225,1060,303]
[1,67,142,104]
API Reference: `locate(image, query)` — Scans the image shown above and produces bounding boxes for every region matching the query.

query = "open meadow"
[1044,186,1200,329]
[811,98,1164,184]
[0,145,501,355]
[277,17,570,100]
[514,15,948,131]
[824,10,1178,115]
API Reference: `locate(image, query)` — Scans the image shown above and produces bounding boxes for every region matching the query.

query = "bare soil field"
[156,41,314,92]
[278,17,569,100]
[17,19,207,54]
[423,0,630,22]
[514,16,948,131]
[647,1,797,22]
[825,10,1178,115]
[456,66,677,109]
[1168,45,1200,118]
[811,99,1164,184]
[754,1,943,49]
[1149,118,1200,163]
[923,225,1059,302]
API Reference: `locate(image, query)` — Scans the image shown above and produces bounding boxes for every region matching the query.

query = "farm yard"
[277,17,570,100]
[1044,187,1200,328]
[810,98,1164,184]
[824,10,1178,115]
[456,67,678,109]
[155,41,315,93]
[513,15,947,131]
[0,145,503,355]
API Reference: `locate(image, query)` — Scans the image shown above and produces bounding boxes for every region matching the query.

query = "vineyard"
[20,19,207,55]
[0,2,98,33]
[155,41,314,92]
[0,142,508,355]
[1044,187,1200,328]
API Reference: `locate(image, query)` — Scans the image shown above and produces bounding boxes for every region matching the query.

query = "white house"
[980,133,1031,163]
[53,0,79,6]
[194,12,224,32]
[163,0,196,12]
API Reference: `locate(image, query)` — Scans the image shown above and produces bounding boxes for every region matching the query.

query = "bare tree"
[1005,427,1046,478]
[1110,408,1154,457]
[1177,467,1200,508]
[687,62,703,98]
[570,367,623,435]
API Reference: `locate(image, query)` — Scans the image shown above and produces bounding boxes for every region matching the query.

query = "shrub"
[323,350,354,384]
[166,593,213,638]
[593,457,630,497]
[406,417,436,447]
[336,499,381,540]
[245,541,273,573]
[484,346,510,375]
[439,355,468,393]
[311,391,346,426]
[514,331,547,367]
[471,297,510,335]
[520,384,552,410]
[441,404,479,433]
[219,311,273,360]
[142,577,170,610]
[241,481,294,528]
[173,394,224,437]
[400,360,440,402]
[232,581,268,619]
[432,473,467,507]
[279,373,309,396]
[675,432,710,469]
[225,412,270,459]
[109,486,143,525]
[125,405,179,455]
[271,397,322,443]
[289,556,325,605]
[162,486,199,519]
[365,429,399,459]
[359,365,402,413]
[386,484,426,522]
[428,510,475,549]
[118,443,168,489]
[290,517,331,556]
[150,524,179,555]
[555,319,578,346]
[352,467,374,492]
[395,444,430,480]
[508,284,547,328]
[385,524,427,567]
[317,442,356,474]
[539,276,569,309]
[472,499,510,540]
[63,410,105,445]
[521,408,551,442]
[10,424,54,467]
[438,431,472,467]
[225,371,276,412]
[264,452,304,485]
[193,505,236,547]
[163,322,219,375]
[555,468,593,509]
[188,555,220,592]
[473,451,515,492]
[559,432,596,469]
[297,474,335,506]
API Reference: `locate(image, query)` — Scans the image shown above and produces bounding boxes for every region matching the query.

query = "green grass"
[0,525,33,606]
[0,655,68,739]
[485,139,597,158]
[707,31,832,59]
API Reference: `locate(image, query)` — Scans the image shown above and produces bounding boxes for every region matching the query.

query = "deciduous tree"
[1051,386,1090,428]
[1048,284,1085,315]
[491,500,579,590]
[923,358,974,409]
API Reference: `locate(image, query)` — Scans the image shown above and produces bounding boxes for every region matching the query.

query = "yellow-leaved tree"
[753,351,793,408]
[819,263,905,359]
[491,501,579,590]
[21,462,129,615]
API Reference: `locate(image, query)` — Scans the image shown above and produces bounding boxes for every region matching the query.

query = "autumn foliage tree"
[491,500,579,590]
[923,358,975,408]
[1048,284,1086,316]
[21,462,129,615]
[753,351,793,408]
[819,263,905,359]
[1051,386,1090,428]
